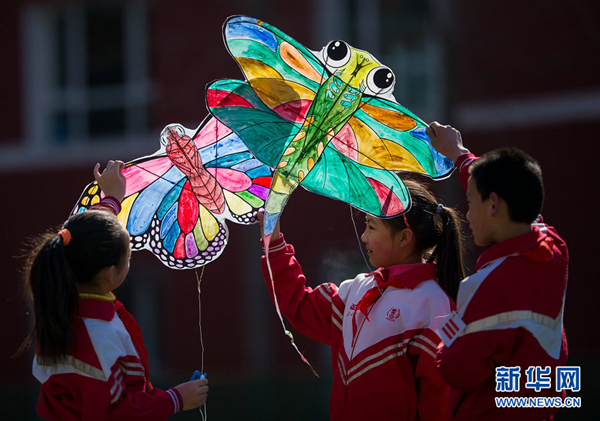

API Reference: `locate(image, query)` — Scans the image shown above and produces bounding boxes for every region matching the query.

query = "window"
[22,0,152,154]
[311,0,447,121]
[380,0,446,121]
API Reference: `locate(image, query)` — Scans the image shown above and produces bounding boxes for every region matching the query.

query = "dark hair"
[470,148,544,223]
[20,210,127,364]
[381,179,465,302]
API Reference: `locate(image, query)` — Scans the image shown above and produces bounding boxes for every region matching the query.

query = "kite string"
[194,267,205,371]
[349,206,374,274]
[194,267,208,421]
[264,244,319,377]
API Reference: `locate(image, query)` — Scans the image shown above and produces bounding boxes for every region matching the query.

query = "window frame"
[12,0,154,170]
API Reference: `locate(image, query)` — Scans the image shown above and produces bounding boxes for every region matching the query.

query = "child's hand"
[256,211,281,239]
[93,160,126,202]
[174,378,209,411]
[427,122,470,163]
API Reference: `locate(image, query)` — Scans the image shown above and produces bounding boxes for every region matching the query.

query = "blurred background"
[1,0,598,419]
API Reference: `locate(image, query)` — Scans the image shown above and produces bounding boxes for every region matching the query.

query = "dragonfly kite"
[207,15,454,249]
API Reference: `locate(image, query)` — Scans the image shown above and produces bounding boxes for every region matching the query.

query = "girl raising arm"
[22,161,208,420]
[258,179,464,421]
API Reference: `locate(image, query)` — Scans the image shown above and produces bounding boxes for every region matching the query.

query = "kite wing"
[73,116,273,269]
[208,15,453,225]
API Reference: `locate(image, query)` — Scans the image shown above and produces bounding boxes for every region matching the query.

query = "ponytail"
[381,179,465,302]
[21,210,127,364]
[23,233,79,363]
[430,206,465,302]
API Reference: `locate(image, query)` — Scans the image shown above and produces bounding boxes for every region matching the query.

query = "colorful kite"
[207,15,454,248]
[203,15,455,374]
[73,117,273,269]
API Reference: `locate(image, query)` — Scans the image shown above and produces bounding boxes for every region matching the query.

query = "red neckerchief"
[351,264,436,341]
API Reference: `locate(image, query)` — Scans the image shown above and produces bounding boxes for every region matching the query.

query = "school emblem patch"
[386,308,401,321]
[346,303,358,317]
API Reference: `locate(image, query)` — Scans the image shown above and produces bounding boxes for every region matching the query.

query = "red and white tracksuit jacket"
[261,235,454,421]
[32,197,183,420]
[32,293,183,420]
[436,153,569,421]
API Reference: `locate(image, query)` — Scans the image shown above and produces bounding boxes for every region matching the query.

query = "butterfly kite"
[207,15,455,249]
[73,117,273,269]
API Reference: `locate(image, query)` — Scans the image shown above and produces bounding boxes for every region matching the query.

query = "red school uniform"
[262,235,454,421]
[33,294,183,420]
[436,154,569,421]
[32,197,183,420]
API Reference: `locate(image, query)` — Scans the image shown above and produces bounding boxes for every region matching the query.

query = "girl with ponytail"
[378,179,465,303]
[257,178,465,421]
[22,161,208,420]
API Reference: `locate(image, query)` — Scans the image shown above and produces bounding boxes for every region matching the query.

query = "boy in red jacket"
[428,122,569,421]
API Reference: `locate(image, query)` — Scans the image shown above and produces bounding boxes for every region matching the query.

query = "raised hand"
[93,160,126,202]
[427,122,470,163]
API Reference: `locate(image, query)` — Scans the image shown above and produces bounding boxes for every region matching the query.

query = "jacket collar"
[76,292,117,322]
[375,262,437,290]
[476,224,552,270]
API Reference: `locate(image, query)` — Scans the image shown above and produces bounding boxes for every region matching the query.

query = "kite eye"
[365,66,395,95]
[325,40,351,68]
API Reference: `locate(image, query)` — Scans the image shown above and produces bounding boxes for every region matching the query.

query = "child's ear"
[489,192,500,216]
[94,266,111,283]
[106,265,118,285]
[399,228,414,247]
